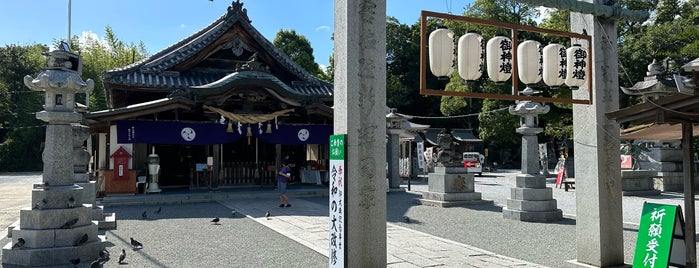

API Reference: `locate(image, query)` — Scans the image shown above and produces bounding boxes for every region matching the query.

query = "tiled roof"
[103,0,331,98]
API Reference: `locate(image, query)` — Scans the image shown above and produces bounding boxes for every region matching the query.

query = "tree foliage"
[273,29,325,79]
[0,44,48,171]
[71,26,148,111]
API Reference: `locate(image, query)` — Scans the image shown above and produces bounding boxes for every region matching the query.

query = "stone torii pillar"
[519,0,649,266]
[334,0,388,266]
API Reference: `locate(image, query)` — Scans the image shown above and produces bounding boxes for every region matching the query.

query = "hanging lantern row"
[428,29,588,89]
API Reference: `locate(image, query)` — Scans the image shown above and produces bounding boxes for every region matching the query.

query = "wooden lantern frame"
[420,10,593,105]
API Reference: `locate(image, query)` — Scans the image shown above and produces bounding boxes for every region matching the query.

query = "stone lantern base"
[417,165,492,207]
[2,184,105,266]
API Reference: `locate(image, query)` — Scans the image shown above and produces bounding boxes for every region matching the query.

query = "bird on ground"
[155,207,162,214]
[74,233,88,246]
[265,211,271,220]
[61,218,79,229]
[11,238,25,249]
[34,199,47,210]
[69,258,80,266]
[90,259,102,268]
[211,217,220,225]
[118,249,126,264]
[130,237,143,249]
[403,216,411,223]
[141,211,147,220]
[68,196,76,208]
[98,249,109,261]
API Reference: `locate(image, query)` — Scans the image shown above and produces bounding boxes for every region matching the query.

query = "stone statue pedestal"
[621,170,661,196]
[502,174,562,222]
[417,165,492,207]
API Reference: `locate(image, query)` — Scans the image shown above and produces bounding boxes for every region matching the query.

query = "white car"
[462,152,484,176]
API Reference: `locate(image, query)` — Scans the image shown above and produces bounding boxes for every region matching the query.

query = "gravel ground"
[1,202,328,268]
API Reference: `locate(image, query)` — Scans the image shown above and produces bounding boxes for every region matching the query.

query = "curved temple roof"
[103,0,332,99]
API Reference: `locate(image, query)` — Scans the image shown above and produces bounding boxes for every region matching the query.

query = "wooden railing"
[219,161,276,186]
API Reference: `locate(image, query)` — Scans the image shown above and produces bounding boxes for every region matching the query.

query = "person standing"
[277,161,292,207]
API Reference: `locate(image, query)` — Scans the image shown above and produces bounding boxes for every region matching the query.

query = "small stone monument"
[418,129,491,207]
[73,123,116,229]
[2,43,105,266]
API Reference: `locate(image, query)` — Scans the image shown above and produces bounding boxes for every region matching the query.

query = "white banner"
[416,141,425,169]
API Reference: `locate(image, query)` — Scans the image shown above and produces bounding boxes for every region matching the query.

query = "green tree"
[0,44,48,171]
[72,26,148,111]
[273,29,324,78]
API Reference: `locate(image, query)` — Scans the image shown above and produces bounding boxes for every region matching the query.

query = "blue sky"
[0,0,471,68]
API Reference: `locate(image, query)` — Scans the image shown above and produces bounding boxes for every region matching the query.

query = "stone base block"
[76,181,96,205]
[510,188,553,201]
[91,206,105,221]
[19,205,92,230]
[515,174,546,189]
[98,212,117,230]
[428,173,475,193]
[416,198,493,208]
[6,220,19,238]
[433,166,469,174]
[622,189,661,196]
[421,191,482,202]
[11,222,99,248]
[503,208,562,222]
[506,199,558,212]
[31,185,85,210]
[2,237,104,266]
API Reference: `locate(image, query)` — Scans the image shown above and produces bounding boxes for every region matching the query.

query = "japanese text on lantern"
[329,134,346,267]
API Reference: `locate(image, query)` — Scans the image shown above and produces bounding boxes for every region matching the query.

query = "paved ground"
[1,170,698,267]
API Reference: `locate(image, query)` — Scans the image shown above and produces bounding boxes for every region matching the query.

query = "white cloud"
[181,24,187,28]
[78,30,107,48]
[315,25,331,32]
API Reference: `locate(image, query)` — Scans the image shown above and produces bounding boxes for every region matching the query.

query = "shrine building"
[85,1,333,194]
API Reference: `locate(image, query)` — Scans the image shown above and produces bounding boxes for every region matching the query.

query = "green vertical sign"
[329,134,346,268]
[633,202,678,267]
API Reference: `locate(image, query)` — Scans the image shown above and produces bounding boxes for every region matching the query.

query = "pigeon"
[231,210,236,217]
[155,207,162,214]
[265,211,271,220]
[90,259,102,268]
[211,217,220,225]
[98,249,110,261]
[34,199,47,210]
[69,258,80,266]
[118,249,126,264]
[130,237,143,249]
[11,238,25,249]
[68,196,76,208]
[403,216,411,223]
[141,211,147,220]
[61,218,79,229]
[74,233,88,246]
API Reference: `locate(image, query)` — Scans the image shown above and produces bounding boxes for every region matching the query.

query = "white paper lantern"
[428,27,455,78]
[542,43,566,87]
[565,44,587,89]
[517,40,542,85]
[457,32,484,81]
[486,35,513,83]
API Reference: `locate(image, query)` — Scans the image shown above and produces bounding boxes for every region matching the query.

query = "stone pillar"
[387,131,401,189]
[572,9,624,266]
[503,101,562,222]
[334,0,387,266]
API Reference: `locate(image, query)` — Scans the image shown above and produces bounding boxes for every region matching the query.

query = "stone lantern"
[386,109,409,189]
[2,42,104,266]
[147,147,162,193]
